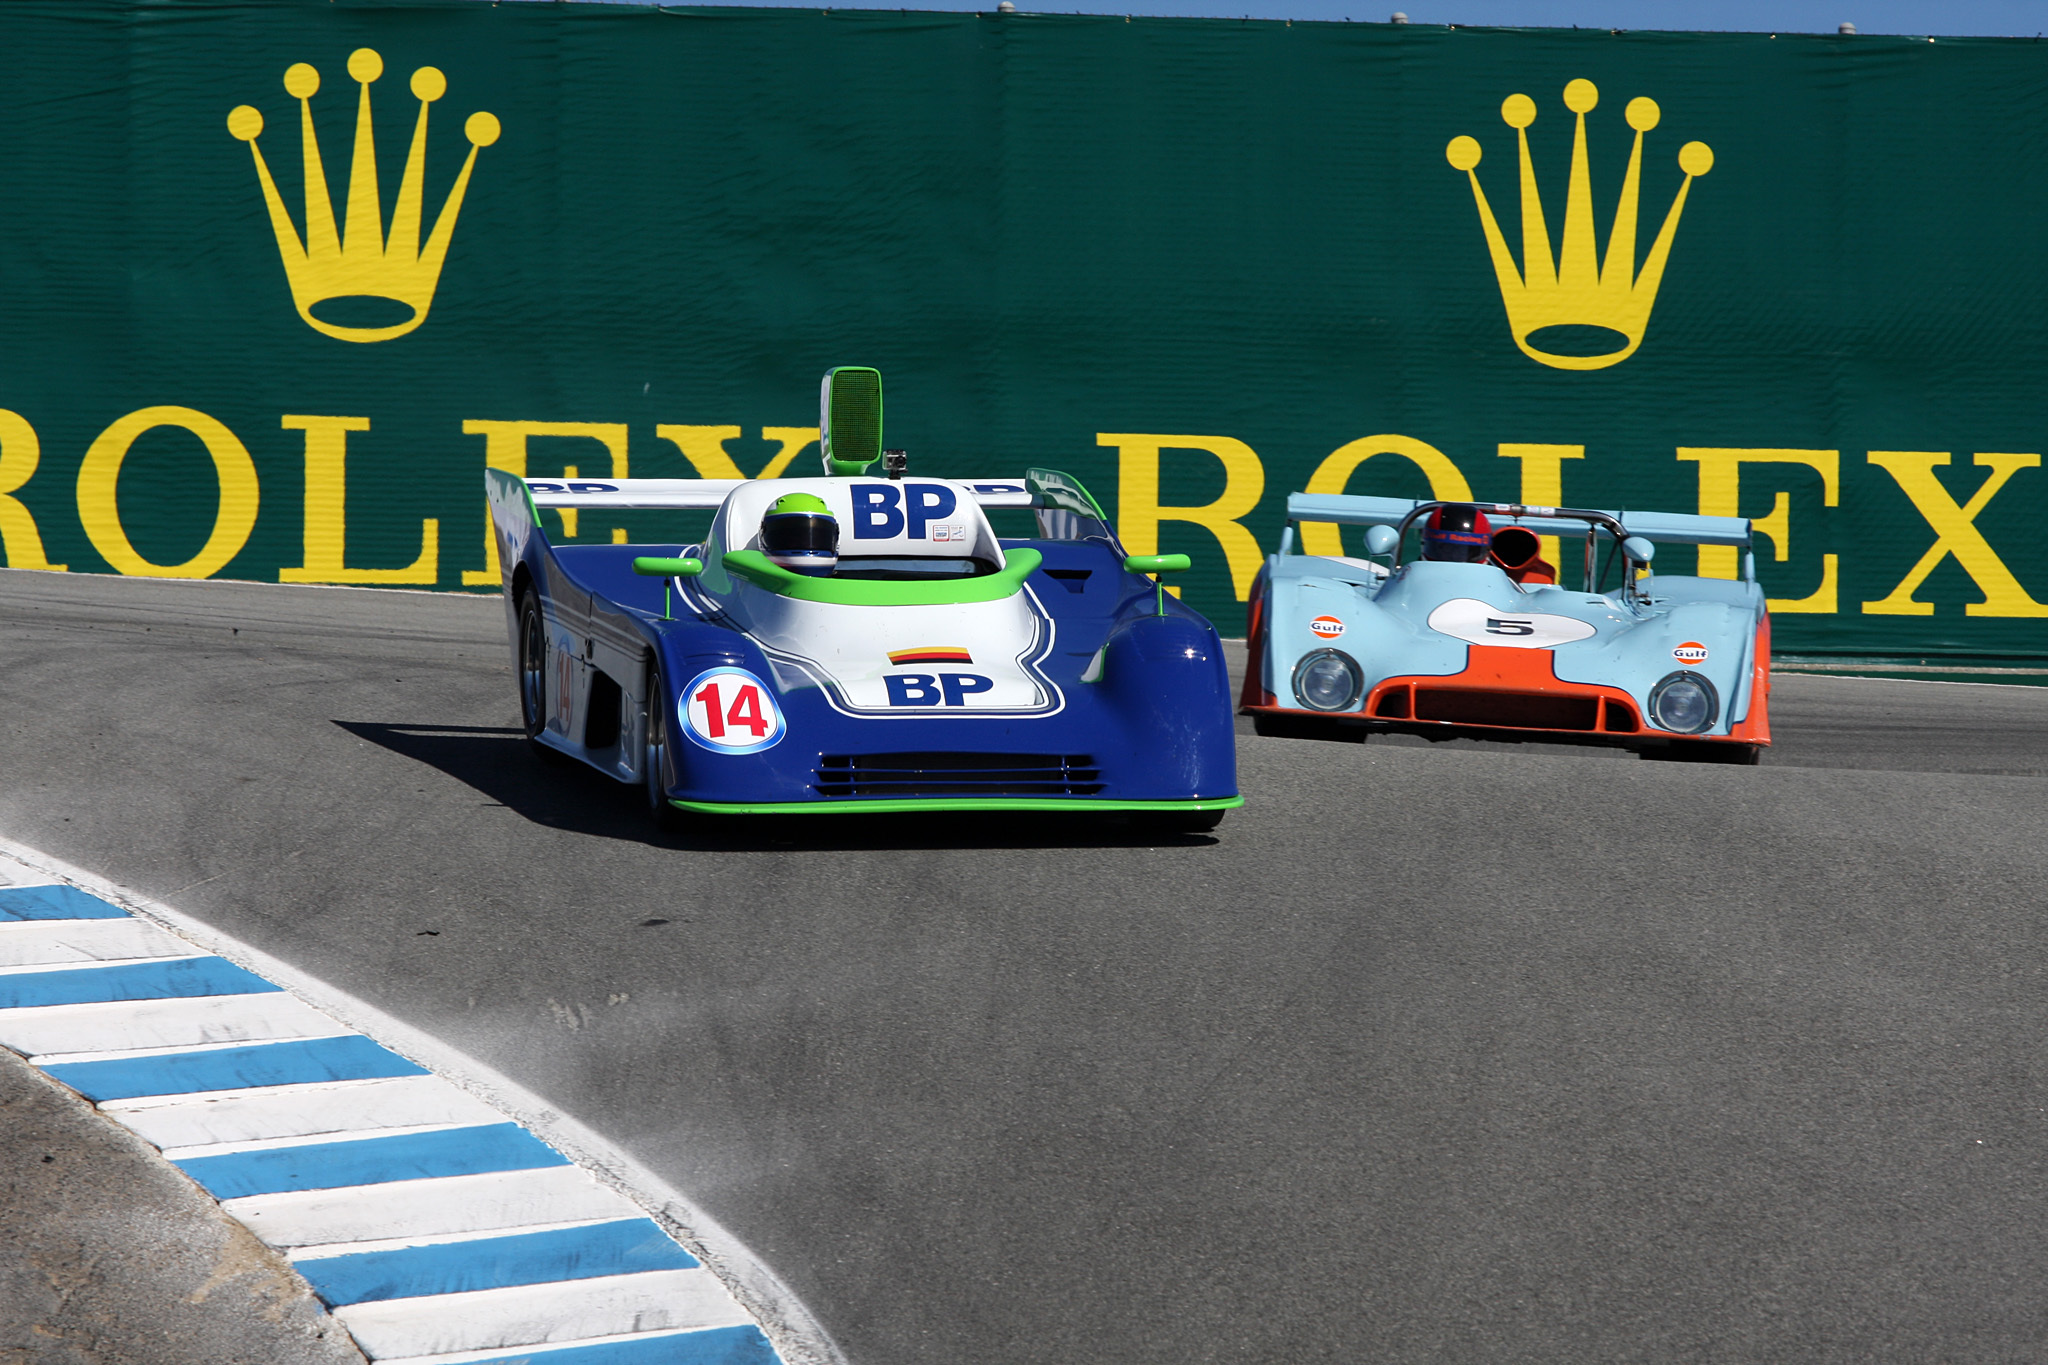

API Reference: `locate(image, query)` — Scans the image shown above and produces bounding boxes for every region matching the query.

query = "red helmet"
[1421,504,1493,562]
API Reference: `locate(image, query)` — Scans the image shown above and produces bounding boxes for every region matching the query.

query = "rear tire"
[518,589,569,766]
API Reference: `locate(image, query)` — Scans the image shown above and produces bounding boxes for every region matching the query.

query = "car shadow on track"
[333,721,1223,851]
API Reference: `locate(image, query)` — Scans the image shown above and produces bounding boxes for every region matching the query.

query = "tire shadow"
[332,720,1223,851]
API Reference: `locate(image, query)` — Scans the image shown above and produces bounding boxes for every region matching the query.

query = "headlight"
[1648,670,1718,733]
[1293,649,1363,712]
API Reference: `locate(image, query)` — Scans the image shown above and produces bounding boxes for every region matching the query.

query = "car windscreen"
[831,556,998,581]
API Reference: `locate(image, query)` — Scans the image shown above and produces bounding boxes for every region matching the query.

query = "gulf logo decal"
[1673,641,1709,664]
[679,667,785,754]
[888,646,974,666]
[1309,616,1345,640]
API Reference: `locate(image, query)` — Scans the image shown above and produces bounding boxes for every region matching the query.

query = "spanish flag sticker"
[888,647,975,666]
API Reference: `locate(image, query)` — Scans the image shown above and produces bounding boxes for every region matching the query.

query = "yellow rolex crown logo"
[1446,78,1712,371]
[227,49,501,343]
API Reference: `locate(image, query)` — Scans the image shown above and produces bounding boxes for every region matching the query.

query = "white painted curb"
[0,836,845,1365]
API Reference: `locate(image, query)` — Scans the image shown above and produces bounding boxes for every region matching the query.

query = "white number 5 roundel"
[679,667,786,754]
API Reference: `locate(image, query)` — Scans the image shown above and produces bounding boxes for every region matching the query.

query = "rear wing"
[522,477,1034,510]
[505,471,1118,555]
[1286,494,1752,548]
[525,478,741,510]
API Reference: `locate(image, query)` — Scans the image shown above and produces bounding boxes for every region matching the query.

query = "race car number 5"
[679,667,786,754]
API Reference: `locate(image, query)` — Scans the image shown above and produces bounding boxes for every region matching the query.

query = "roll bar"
[1283,493,1754,596]
[1285,493,1750,545]
[1390,502,1634,594]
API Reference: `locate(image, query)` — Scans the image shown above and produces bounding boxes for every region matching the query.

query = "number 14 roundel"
[679,667,787,755]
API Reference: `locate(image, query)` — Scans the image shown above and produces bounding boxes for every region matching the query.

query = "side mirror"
[633,557,702,577]
[820,366,883,475]
[1124,553,1189,616]
[1621,536,1655,565]
[1364,524,1400,558]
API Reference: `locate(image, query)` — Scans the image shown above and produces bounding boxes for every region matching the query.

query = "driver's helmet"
[760,492,839,576]
[1421,503,1494,562]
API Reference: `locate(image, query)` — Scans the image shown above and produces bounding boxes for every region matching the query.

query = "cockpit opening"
[831,556,1001,581]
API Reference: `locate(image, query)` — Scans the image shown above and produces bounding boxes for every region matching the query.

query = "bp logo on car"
[680,667,786,754]
[883,673,995,707]
[1673,641,1709,664]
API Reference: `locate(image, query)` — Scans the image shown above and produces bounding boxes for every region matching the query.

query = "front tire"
[1644,739,1762,765]
[1140,809,1227,835]
[1252,711,1365,743]
[644,664,682,831]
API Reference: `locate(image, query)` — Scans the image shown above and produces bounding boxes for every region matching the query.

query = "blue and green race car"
[485,369,1242,828]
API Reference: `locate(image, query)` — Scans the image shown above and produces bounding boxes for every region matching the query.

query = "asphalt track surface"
[6,569,2048,1363]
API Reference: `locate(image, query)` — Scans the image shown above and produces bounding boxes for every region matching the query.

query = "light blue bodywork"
[1249,494,1770,747]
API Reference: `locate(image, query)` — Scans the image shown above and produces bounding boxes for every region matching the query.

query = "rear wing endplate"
[1286,493,1752,547]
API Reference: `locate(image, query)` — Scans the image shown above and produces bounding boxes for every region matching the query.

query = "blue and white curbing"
[0,840,842,1365]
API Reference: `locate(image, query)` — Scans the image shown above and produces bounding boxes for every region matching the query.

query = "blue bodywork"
[486,469,1241,814]
[1246,493,1772,753]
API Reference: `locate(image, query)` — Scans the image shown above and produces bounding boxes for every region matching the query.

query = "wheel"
[1141,809,1227,835]
[1252,712,1365,742]
[1643,740,1762,765]
[644,664,683,831]
[517,589,568,765]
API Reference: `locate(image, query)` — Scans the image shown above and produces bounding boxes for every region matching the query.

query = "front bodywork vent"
[815,752,1103,798]
[1414,688,1601,731]
[1369,683,1641,735]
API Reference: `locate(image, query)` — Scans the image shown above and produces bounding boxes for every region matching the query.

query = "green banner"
[2,1,2043,655]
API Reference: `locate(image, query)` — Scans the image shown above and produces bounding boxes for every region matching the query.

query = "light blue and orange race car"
[1242,494,1771,762]
[485,368,1242,828]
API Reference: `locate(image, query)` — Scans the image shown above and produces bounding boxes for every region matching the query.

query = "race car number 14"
[679,667,786,754]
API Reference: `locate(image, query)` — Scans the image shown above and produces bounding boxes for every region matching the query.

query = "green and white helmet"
[761,492,839,577]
